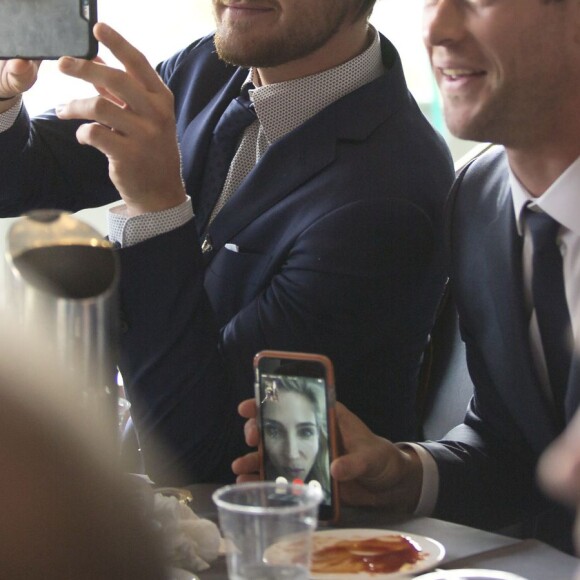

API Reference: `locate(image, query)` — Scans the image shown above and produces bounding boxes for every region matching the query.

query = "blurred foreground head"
[0,322,165,579]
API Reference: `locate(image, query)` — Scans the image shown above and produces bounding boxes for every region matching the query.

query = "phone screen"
[255,354,338,522]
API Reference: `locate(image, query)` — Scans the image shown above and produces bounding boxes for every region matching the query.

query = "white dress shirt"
[510,159,580,389]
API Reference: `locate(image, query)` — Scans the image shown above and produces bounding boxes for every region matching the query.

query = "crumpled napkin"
[152,492,221,572]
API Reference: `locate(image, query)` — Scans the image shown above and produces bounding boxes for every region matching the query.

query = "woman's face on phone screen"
[263,390,319,482]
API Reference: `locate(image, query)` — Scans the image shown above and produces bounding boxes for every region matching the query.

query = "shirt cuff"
[108,196,194,247]
[403,442,439,516]
[0,96,23,133]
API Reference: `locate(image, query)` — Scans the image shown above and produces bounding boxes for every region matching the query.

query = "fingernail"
[55,104,65,116]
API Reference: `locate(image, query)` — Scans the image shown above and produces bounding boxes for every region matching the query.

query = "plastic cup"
[213,481,322,580]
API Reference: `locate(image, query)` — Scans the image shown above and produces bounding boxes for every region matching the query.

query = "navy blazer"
[0,34,454,484]
[423,147,578,545]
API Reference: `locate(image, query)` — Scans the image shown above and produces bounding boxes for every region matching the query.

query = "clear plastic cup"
[213,481,322,580]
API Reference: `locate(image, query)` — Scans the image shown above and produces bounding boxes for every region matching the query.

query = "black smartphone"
[254,350,340,524]
[0,0,98,60]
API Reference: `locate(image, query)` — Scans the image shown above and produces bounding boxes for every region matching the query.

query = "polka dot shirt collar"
[242,26,384,147]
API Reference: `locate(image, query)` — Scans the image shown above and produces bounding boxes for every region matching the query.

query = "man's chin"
[214,33,263,67]
[442,103,499,144]
[215,47,283,69]
[443,116,485,144]
[214,32,314,70]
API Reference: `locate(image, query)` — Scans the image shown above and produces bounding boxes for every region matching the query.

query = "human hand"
[55,22,187,215]
[330,403,423,512]
[0,59,41,109]
[232,398,423,512]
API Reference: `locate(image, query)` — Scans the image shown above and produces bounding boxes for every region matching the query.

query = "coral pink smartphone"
[254,350,340,524]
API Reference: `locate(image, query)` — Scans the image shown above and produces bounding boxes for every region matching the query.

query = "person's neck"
[256,21,372,86]
[506,134,580,198]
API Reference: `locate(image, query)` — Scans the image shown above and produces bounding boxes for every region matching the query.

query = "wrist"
[124,192,188,218]
[0,94,21,116]
[0,93,20,111]
[389,444,424,513]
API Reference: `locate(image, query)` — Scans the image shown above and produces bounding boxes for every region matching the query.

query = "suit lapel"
[483,176,560,449]
[204,115,338,250]
[202,34,404,258]
[178,67,249,231]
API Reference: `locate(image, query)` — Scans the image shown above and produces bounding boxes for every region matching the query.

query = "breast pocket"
[205,245,274,324]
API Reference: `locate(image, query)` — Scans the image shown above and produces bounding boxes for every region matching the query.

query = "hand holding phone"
[254,350,340,524]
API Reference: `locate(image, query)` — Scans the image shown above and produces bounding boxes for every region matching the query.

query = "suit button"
[201,234,213,254]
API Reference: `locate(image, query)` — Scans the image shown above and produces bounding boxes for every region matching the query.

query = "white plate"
[415,570,527,579]
[309,528,445,579]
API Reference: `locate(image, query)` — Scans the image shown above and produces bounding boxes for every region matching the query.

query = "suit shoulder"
[449,145,508,213]
[459,145,508,193]
[444,145,509,246]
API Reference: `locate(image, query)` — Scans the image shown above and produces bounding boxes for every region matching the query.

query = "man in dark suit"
[235,0,580,551]
[0,1,453,484]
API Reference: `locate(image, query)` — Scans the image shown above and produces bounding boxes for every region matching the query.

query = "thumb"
[331,451,372,482]
[332,402,395,483]
[1,59,41,96]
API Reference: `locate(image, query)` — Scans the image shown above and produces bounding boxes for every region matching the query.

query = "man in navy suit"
[235,0,580,551]
[0,1,453,484]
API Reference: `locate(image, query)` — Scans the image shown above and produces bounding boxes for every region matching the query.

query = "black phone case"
[0,0,98,60]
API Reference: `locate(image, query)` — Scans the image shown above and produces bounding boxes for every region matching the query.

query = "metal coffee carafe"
[4,209,120,435]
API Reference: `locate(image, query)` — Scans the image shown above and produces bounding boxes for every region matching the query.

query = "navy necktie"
[526,207,572,420]
[196,85,256,233]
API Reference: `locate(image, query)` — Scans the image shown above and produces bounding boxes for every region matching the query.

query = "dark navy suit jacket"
[423,147,578,547]
[0,34,454,484]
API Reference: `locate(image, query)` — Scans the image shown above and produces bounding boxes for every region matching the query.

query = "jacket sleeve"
[117,219,246,485]
[0,104,120,215]
[422,328,545,530]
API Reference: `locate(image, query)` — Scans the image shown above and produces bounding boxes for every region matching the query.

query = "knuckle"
[151,100,175,125]
[92,96,110,116]
[140,122,159,142]
[78,122,102,144]
[103,68,129,92]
